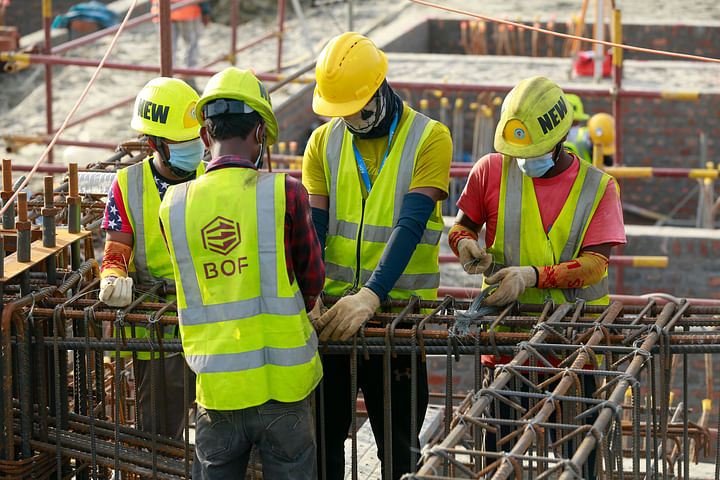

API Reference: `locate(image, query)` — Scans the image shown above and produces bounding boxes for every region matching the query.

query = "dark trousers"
[136,354,196,440]
[483,366,598,480]
[316,353,429,480]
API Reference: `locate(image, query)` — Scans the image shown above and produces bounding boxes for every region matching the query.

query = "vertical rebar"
[16,191,31,263]
[42,176,56,248]
[1,159,15,229]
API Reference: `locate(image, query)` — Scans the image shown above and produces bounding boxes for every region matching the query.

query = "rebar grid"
[1,281,720,478]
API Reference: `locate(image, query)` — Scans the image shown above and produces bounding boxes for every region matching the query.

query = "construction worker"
[587,112,616,166]
[158,67,324,480]
[564,95,615,166]
[303,32,452,480]
[151,0,211,88]
[448,76,625,479]
[99,77,205,440]
[564,93,591,160]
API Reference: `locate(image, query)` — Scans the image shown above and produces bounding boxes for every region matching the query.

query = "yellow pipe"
[592,143,603,170]
[0,52,31,72]
[688,168,719,179]
[43,0,52,19]
[631,256,668,268]
[604,166,653,178]
[612,9,622,67]
[661,91,700,101]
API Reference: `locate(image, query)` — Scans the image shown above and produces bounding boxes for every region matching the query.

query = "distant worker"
[303,32,452,479]
[448,76,625,479]
[99,77,205,440]
[159,67,324,480]
[587,112,616,166]
[564,94,615,166]
[564,93,590,158]
[151,0,211,88]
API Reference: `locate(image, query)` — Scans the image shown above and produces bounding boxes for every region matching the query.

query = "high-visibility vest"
[159,168,322,410]
[322,110,444,301]
[115,157,205,358]
[564,127,592,163]
[485,155,611,306]
[151,0,201,21]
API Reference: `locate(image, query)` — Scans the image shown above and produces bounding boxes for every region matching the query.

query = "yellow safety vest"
[486,155,611,306]
[159,168,322,410]
[564,127,591,163]
[115,157,205,358]
[322,111,444,301]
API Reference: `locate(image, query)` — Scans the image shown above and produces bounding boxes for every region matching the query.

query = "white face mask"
[516,151,555,178]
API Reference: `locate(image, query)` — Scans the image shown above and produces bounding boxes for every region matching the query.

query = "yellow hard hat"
[587,112,615,155]
[131,77,200,142]
[494,76,573,158]
[196,67,278,145]
[565,93,589,121]
[313,32,388,117]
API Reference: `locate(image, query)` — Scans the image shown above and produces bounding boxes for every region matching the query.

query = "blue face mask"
[167,138,204,174]
[516,151,554,178]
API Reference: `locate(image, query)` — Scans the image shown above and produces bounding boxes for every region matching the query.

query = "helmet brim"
[312,88,369,118]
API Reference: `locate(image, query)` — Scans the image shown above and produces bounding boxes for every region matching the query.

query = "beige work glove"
[457,238,493,274]
[483,266,537,306]
[317,287,381,341]
[99,276,134,307]
[307,296,327,330]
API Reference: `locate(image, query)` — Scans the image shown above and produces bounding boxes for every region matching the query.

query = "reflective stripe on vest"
[488,155,611,305]
[161,169,321,409]
[323,111,442,299]
[119,158,205,286]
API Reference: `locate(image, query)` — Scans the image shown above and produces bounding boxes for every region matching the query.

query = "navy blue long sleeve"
[365,192,436,301]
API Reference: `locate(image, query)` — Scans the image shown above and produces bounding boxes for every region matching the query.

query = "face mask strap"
[254,123,267,169]
[147,135,189,177]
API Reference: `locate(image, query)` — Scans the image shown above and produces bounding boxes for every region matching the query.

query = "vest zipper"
[351,198,366,292]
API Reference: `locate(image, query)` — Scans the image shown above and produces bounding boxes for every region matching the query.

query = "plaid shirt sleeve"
[285,175,325,310]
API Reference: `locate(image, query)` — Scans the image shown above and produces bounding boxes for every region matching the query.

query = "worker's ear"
[199,126,211,148]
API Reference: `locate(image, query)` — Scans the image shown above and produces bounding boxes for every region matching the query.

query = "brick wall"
[423,19,720,61]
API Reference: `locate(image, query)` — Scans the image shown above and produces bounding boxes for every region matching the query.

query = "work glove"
[317,287,381,341]
[483,266,537,306]
[457,238,492,274]
[99,276,134,307]
[307,296,327,330]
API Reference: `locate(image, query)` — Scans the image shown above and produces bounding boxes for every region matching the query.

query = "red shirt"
[457,153,626,249]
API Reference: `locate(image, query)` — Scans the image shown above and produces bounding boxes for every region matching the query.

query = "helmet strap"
[148,135,194,179]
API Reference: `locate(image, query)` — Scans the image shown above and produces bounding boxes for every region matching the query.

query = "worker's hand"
[99,276,134,307]
[318,287,380,341]
[307,296,327,330]
[483,266,537,306]
[457,238,492,274]
[202,14,211,26]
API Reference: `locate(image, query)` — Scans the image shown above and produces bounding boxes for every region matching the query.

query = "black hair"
[204,110,263,141]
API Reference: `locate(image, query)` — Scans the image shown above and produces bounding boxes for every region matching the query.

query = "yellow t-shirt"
[302,105,453,200]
